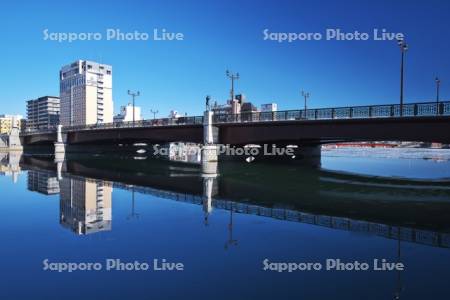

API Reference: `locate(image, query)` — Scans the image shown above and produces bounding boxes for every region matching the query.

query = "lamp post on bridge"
[301,90,310,118]
[150,109,159,120]
[226,70,239,102]
[127,90,140,127]
[397,39,408,116]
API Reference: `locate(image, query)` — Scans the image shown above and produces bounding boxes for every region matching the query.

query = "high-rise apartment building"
[26,96,60,131]
[59,60,113,126]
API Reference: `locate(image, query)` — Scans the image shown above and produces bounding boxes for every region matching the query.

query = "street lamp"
[226,70,239,102]
[127,90,140,127]
[150,109,159,120]
[301,90,310,117]
[397,39,408,116]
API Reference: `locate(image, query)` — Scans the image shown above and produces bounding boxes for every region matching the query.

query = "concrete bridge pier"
[55,159,67,181]
[201,110,219,163]
[54,125,67,162]
[291,145,322,168]
[201,161,218,225]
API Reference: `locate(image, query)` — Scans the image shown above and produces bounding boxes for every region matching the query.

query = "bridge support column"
[201,145,219,163]
[292,145,322,168]
[7,126,23,151]
[54,125,67,162]
[55,158,67,181]
[202,161,218,225]
[201,110,219,163]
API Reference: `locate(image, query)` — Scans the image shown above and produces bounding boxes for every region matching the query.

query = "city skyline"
[1,0,450,119]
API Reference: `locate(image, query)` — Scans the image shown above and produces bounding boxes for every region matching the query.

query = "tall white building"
[60,60,113,126]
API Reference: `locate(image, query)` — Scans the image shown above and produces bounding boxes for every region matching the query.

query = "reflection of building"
[27,170,60,195]
[0,114,23,134]
[155,142,201,163]
[26,96,60,131]
[113,103,142,122]
[0,151,22,183]
[60,60,113,126]
[60,177,112,235]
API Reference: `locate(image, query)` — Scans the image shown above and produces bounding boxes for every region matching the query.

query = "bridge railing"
[21,101,450,135]
[20,116,204,135]
[60,116,204,132]
[213,101,450,124]
[20,126,58,136]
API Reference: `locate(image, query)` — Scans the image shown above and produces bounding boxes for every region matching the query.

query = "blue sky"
[0,0,449,118]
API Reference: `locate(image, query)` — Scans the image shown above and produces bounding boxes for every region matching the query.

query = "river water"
[0,148,449,299]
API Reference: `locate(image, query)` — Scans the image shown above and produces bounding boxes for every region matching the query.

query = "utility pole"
[226,70,239,102]
[127,90,140,127]
[301,90,310,117]
[150,109,158,119]
[397,39,408,116]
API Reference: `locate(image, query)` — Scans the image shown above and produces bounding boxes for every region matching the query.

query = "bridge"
[20,101,450,162]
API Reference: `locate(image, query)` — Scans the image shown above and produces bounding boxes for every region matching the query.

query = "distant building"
[113,103,142,123]
[169,110,182,118]
[231,94,246,114]
[211,94,247,116]
[211,103,232,115]
[241,102,258,112]
[261,103,278,112]
[26,96,60,131]
[60,60,113,126]
[0,114,23,134]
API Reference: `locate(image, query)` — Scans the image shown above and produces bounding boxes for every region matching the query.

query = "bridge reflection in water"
[6,153,448,250]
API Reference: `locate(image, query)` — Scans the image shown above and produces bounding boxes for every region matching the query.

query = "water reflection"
[0,151,22,183]
[59,176,112,235]
[2,151,450,299]
[28,170,59,195]
[1,152,450,249]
